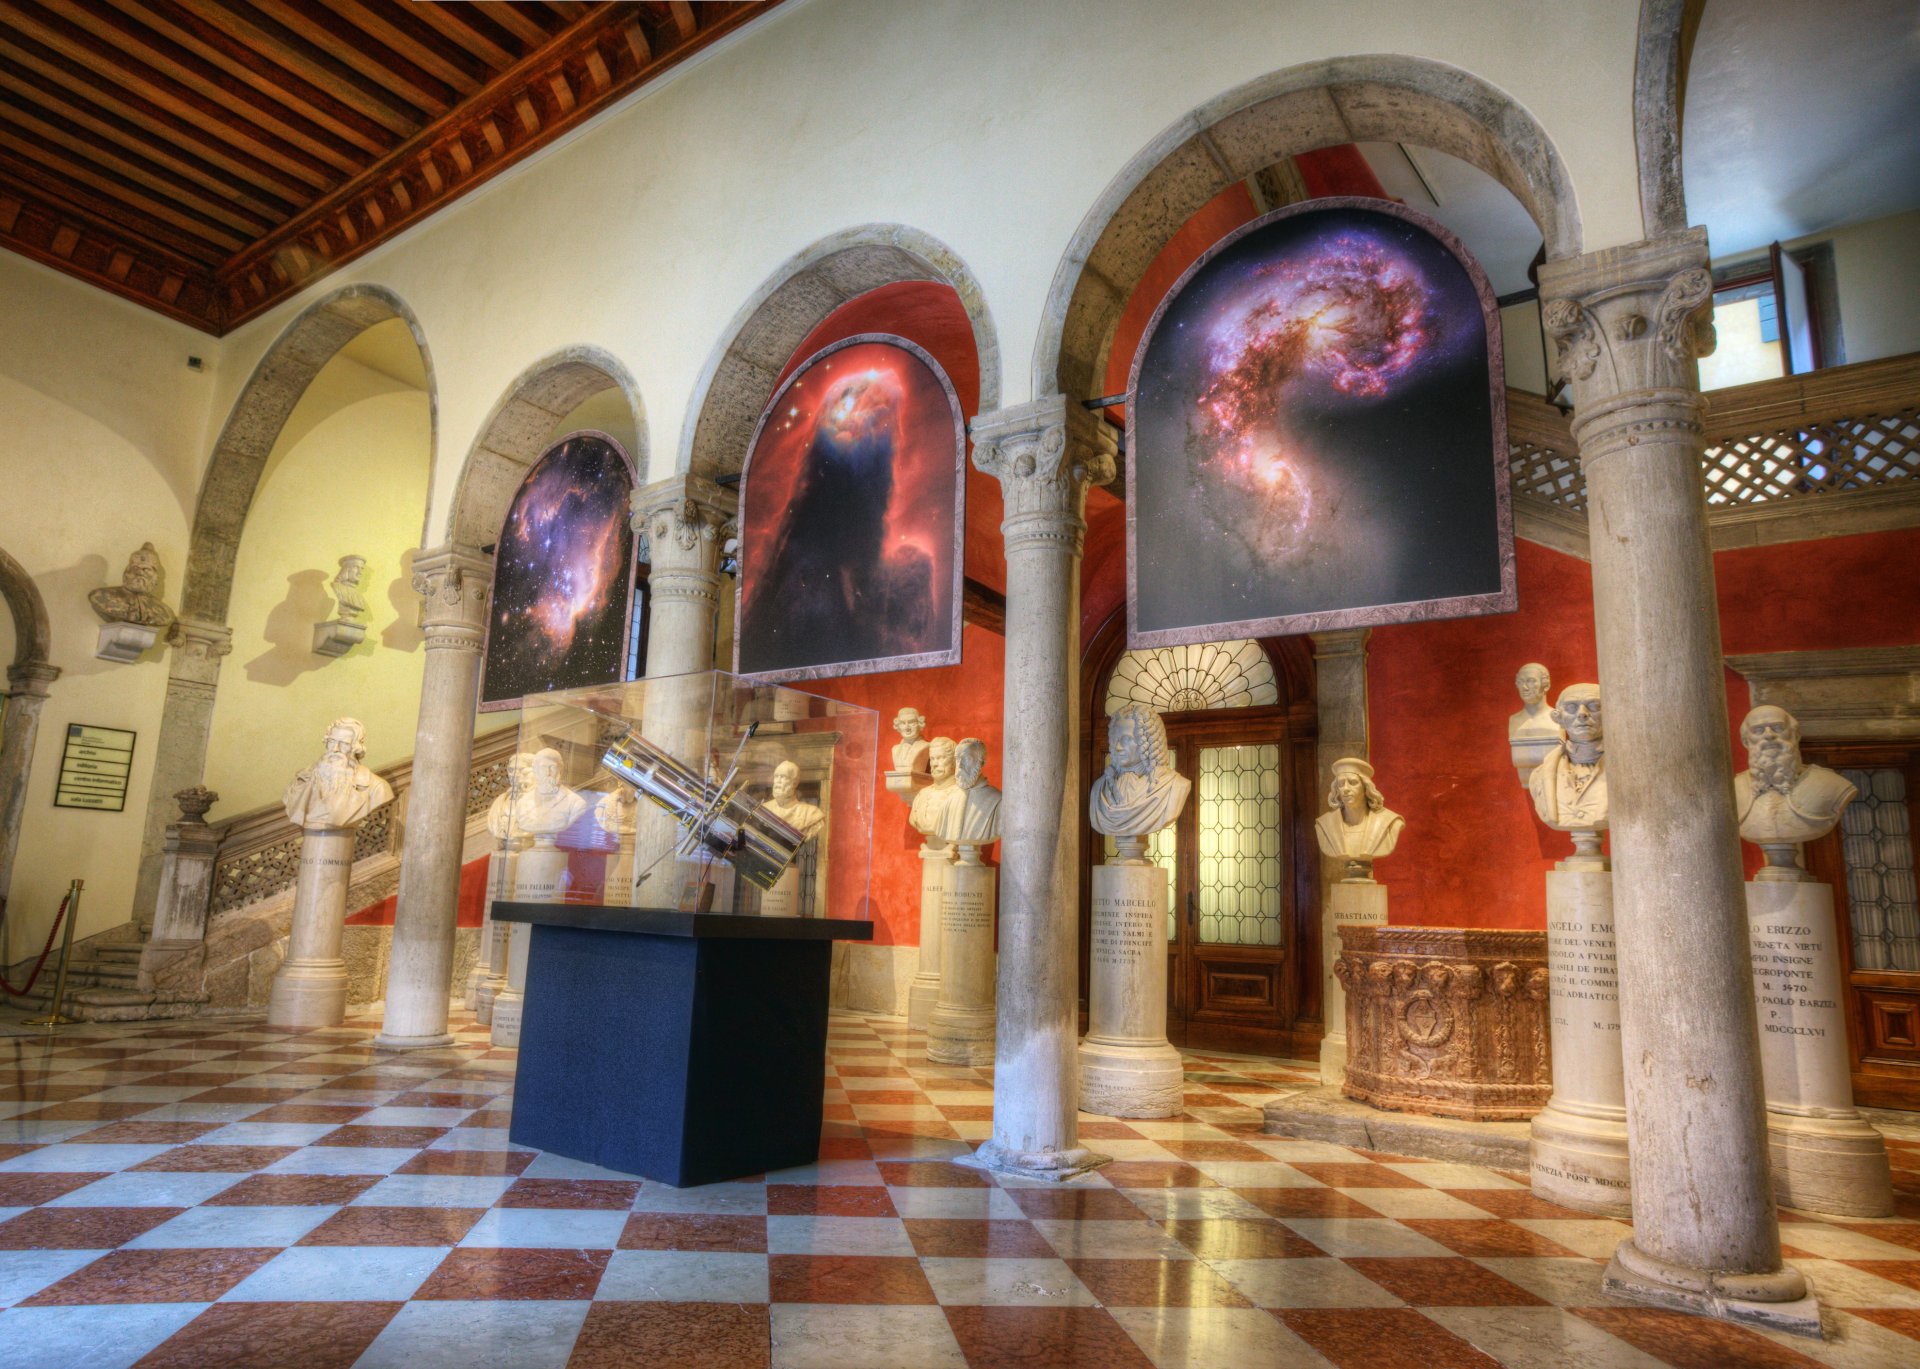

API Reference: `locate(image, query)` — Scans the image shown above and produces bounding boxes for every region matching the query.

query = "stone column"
[906,842,952,1028]
[1079,836,1182,1116]
[133,618,233,927]
[376,546,492,1050]
[138,787,220,991]
[0,661,59,917]
[967,397,1115,1180]
[267,826,356,1027]
[1310,631,1370,1085]
[1540,233,1813,1332]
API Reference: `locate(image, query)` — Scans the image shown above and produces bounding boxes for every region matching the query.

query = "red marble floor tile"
[1848,1307,1920,1339]
[1838,1221,1920,1252]
[177,1086,304,1103]
[312,1124,450,1148]
[768,1184,898,1218]
[936,1105,996,1122]
[459,1109,514,1128]
[902,1219,1056,1259]
[133,1300,402,1369]
[1277,1308,1502,1368]
[567,1301,771,1369]
[0,1205,184,1249]
[298,1205,483,1246]
[835,1065,915,1078]
[816,1136,872,1160]
[1180,1092,1241,1108]
[11,1100,156,1122]
[1441,1187,1602,1220]
[202,1173,381,1206]
[1165,1217,1324,1260]
[1004,1187,1149,1221]
[396,1148,537,1176]
[1573,1307,1827,1368]
[1235,1187,1383,1220]
[1845,1260,1920,1291]
[21,1246,279,1304]
[242,1104,373,1125]
[414,1247,611,1300]
[1401,1218,1584,1259]
[1349,1257,1548,1307]
[877,1161,994,1189]
[821,1103,856,1120]
[0,1171,110,1206]
[1153,1139,1282,1163]
[1097,1161,1219,1189]
[388,1091,490,1108]
[845,1090,930,1105]
[1066,1257,1255,1307]
[1073,1121,1144,1141]
[0,1084,99,1102]
[861,1119,961,1140]
[768,1254,936,1305]
[620,1213,769,1253]
[130,1145,299,1173]
[942,1305,1155,1369]
[66,1120,223,1145]
[497,1179,641,1210]
[1286,1162,1427,1189]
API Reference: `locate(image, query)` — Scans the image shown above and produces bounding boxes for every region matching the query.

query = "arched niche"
[1033,54,1583,404]
[678,224,1001,481]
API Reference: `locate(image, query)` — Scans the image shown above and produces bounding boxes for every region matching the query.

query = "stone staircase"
[7,939,199,1021]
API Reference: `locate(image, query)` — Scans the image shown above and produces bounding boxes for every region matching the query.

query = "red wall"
[1372,527,1920,929]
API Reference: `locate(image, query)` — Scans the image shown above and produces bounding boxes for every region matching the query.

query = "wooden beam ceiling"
[0,0,778,333]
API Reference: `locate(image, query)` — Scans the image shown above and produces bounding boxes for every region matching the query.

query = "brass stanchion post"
[24,879,83,1029]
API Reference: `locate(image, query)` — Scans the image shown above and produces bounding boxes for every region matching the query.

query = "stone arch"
[0,545,58,916]
[1634,0,1702,239]
[0,547,52,671]
[678,224,1001,480]
[1032,54,1583,403]
[444,346,646,550]
[183,283,436,623]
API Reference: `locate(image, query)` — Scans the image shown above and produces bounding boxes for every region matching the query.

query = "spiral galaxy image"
[736,336,963,680]
[481,433,635,707]
[1130,203,1508,643]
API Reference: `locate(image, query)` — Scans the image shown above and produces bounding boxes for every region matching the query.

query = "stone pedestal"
[493,840,568,1048]
[928,849,996,1066]
[1079,854,1181,1117]
[267,826,354,1028]
[139,787,220,991]
[1320,880,1388,1085]
[906,844,951,1029]
[472,839,514,1021]
[1747,879,1893,1217]
[95,621,162,663]
[760,867,801,918]
[885,769,929,800]
[311,620,366,657]
[1530,866,1631,1216]
[0,661,58,913]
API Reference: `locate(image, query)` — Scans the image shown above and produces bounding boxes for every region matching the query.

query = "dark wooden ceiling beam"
[0,145,231,263]
[326,0,491,93]
[407,3,530,68]
[0,20,337,193]
[479,3,561,49]
[0,175,221,326]
[192,0,432,134]
[246,0,460,111]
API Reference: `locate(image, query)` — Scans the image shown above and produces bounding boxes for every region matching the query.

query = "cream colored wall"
[1822,209,1920,364]
[1501,302,1550,394]
[0,253,214,952]
[202,354,434,815]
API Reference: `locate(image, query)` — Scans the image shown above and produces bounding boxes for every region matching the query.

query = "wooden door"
[1802,741,1920,1110]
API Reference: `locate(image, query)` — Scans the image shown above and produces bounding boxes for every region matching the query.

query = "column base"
[474,976,505,1025]
[490,989,525,1048]
[1529,1101,1632,1216]
[1319,1032,1348,1088]
[927,1003,994,1066]
[906,976,939,1031]
[372,1030,456,1050]
[463,966,491,1011]
[266,960,348,1030]
[1077,1037,1183,1118]
[1603,1239,1822,1339]
[1769,1112,1895,1218]
[959,1139,1110,1183]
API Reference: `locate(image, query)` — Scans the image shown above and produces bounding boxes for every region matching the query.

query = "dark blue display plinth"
[492,903,873,1187]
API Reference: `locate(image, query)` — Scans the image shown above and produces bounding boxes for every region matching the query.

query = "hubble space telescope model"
[599,724,806,893]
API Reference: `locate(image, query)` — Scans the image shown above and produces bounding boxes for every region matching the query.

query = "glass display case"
[505,671,875,921]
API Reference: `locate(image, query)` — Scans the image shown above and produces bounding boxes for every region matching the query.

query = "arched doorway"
[1081,613,1319,1058]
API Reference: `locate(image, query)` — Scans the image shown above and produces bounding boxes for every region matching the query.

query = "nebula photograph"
[481,432,636,709]
[735,335,964,682]
[1128,201,1513,646]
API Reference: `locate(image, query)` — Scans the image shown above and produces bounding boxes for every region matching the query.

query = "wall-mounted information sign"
[53,724,136,812]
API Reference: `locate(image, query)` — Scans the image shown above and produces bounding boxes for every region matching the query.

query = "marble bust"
[283,718,394,830]
[891,708,931,774]
[329,555,369,622]
[1090,704,1190,840]
[766,760,826,842]
[936,738,1002,848]
[910,737,958,841]
[512,747,588,841]
[487,752,536,841]
[1735,705,1858,881]
[594,786,638,839]
[88,542,175,628]
[1313,757,1404,881]
[1529,685,1608,854]
[1509,663,1559,740]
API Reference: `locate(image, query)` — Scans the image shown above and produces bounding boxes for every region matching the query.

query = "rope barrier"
[0,892,73,999]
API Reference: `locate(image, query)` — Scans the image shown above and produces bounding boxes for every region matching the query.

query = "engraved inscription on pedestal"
[1091,890,1157,971]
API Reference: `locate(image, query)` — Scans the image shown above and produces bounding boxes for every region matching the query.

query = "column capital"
[1309,628,1371,661]
[631,472,737,568]
[970,396,1117,550]
[165,616,233,693]
[410,544,493,649]
[4,660,60,697]
[1538,230,1715,412]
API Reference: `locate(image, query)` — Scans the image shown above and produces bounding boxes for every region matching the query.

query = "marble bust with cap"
[1313,757,1404,881]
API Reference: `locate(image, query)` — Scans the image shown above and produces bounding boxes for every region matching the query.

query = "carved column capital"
[165,616,234,699]
[970,396,1118,554]
[4,660,60,698]
[410,545,494,651]
[631,473,736,570]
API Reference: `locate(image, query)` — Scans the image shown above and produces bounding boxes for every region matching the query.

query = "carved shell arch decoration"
[1105,640,1278,716]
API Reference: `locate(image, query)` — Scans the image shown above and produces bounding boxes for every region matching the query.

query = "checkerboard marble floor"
[0,1010,1914,1368]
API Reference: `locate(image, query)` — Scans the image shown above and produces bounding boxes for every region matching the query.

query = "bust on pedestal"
[761,759,824,917]
[312,554,370,658]
[927,738,1001,1065]
[268,719,394,1027]
[906,737,958,1028]
[88,542,176,662]
[1737,705,1892,1217]
[1509,662,1562,787]
[474,752,533,1024]
[884,707,932,799]
[1525,684,1630,1215]
[1080,705,1190,1117]
[1313,758,1401,1086]
[493,748,587,1047]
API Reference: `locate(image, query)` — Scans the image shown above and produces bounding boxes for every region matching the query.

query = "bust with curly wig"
[1090,704,1191,840]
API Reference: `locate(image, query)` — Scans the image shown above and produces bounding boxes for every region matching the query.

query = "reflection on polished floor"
[0,1009,1912,1367]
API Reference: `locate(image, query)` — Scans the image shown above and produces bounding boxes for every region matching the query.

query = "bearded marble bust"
[88,542,176,629]
[935,738,1002,848]
[1735,705,1858,881]
[766,760,826,842]
[1313,758,1404,881]
[284,718,394,830]
[1090,705,1190,840]
[512,747,588,841]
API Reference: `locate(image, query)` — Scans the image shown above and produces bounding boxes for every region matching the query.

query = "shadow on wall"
[245,569,340,685]
[381,547,424,654]
[38,553,137,678]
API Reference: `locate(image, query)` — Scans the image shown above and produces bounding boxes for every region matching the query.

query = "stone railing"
[1506,350,1920,553]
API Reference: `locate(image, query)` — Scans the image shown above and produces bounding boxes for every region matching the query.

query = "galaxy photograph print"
[735,334,965,683]
[1127,198,1514,647]
[480,432,636,709]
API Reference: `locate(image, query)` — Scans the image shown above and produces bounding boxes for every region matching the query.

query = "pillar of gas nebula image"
[736,338,962,679]
[1130,203,1501,641]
